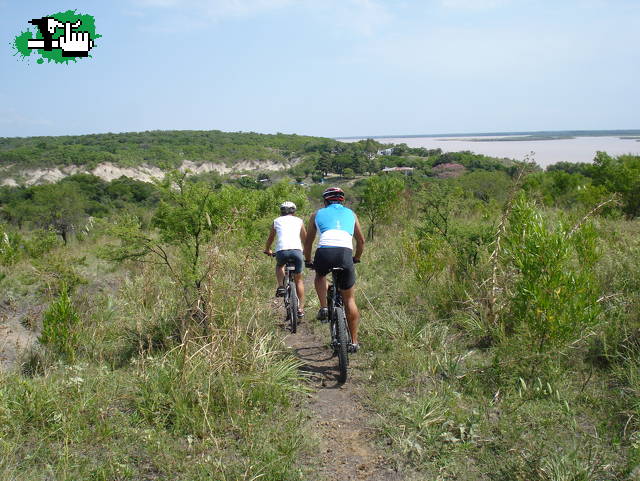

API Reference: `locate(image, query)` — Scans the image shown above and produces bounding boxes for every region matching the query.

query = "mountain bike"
[328,267,351,383]
[307,264,352,383]
[271,254,299,333]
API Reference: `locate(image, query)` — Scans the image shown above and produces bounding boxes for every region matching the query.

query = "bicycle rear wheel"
[333,307,349,383]
[288,278,298,334]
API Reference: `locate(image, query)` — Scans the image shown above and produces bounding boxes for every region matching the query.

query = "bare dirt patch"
[274,302,416,481]
[0,301,40,371]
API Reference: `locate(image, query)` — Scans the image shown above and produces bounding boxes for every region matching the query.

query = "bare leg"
[275,264,285,288]
[314,273,328,309]
[340,286,359,344]
[294,273,305,310]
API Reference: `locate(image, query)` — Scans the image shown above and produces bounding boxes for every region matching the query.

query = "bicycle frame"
[271,253,299,333]
[327,270,343,312]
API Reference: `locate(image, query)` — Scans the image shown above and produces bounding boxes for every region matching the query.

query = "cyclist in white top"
[264,201,307,317]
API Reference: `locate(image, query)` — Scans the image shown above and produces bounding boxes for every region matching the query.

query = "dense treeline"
[525,151,640,218]
[1,129,535,192]
[0,129,519,182]
[0,174,159,244]
[290,143,518,181]
[0,130,344,169]
[1,149,638,255]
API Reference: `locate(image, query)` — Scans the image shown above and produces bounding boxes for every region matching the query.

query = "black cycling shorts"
[275,249,304,274]
[313,247,356,290]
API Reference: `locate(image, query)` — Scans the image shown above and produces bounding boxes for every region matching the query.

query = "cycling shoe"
[316,307,329,322]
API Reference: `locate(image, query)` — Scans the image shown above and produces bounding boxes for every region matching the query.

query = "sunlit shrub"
[39,284,81,362]
[497,194,601,369]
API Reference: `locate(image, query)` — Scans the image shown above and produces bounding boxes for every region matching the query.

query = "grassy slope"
[2,179,640,479]
[354,211,640,480]
[0,235,312,480]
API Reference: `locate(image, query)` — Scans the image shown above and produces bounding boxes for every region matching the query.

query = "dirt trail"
[0,302,39,372]
[276,300,414,481]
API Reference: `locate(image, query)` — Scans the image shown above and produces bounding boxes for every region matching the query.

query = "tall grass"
[353,194,636,479]
[0,229,310,480]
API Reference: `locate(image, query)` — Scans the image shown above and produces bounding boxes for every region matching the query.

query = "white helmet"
[280,201,296,214]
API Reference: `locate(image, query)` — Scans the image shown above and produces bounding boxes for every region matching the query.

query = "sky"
[1,0,639,138]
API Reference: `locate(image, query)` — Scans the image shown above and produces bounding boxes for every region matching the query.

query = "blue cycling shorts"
[275,249,304,274]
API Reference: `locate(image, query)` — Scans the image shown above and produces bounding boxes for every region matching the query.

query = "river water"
[349,135,640,168]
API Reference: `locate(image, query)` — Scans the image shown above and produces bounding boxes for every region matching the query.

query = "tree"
[31,183,87,244]
[392,144,408,156]
[100,171,226,331]
[100,173,304,333]
[458,170,512,203]
[316,153,332,176]
[332,153,352,175]
[350,152,368,174]
[590,152,640,218]
[366,157,380,175]
[364,138,378,159]
[357,175,404,240]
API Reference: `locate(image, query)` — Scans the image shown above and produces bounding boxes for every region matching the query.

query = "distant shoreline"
[336,129,640,141]
[341,133,640,167]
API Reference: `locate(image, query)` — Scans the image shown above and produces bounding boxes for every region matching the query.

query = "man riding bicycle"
[264,201,307,318]
[304,187,365,352]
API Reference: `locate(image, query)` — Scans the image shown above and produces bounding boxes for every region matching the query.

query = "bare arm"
[303,213,317,262]
[264,225,276,254]
[353,216,365,261]
[300,222,307,246]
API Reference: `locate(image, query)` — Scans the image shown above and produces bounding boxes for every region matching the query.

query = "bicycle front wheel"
[334,307,349,383]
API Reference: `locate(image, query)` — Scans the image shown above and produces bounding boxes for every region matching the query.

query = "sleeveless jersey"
[315,204,356,249]
[273,215,303,252]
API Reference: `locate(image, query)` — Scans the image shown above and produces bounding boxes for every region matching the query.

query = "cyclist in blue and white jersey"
[303,187,365,352]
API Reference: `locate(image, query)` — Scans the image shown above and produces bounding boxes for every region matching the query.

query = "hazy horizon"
[2,128,640,142]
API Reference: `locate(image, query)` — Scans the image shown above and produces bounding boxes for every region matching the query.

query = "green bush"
[357,174,404,240]
[415,182,493,279]
[0,224,59,266]
[30,252,87,295]
[0,225,23,266]
[24,229,59,258]
[39,284,81,362]
[496,195,601,372]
